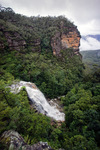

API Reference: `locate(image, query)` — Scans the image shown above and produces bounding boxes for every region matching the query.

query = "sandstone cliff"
[0,24,41,52]
[51,26,81,56]
[0,8,81,57]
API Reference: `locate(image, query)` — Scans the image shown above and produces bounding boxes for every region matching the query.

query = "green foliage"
[0,50,83,98]
[0,6,76,55]
[61,71,100,149]
[0,71,53,146]
[0,6,100,150]
[0,6,84,99]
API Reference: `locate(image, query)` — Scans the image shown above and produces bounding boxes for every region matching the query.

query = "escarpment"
[51,26,81,56]
[0,25,41,52]
[0,7,81,57]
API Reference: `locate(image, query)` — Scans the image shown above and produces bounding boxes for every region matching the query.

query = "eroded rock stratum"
[51,26,80,56]
[0,12,81,57]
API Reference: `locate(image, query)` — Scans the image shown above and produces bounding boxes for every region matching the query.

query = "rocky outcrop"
[0,23,41,52]
[0,12,81,56]
[0,30,41,52]
[0,130,54,150]
[51,32,62,56]
[5,32,26,51]
[0,25,80,55]
[61,29,80,52]
[51,26,81,56]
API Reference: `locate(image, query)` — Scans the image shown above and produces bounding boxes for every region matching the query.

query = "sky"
[0,0,100,51]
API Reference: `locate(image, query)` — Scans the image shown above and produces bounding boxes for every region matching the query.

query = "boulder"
[0,130,54,150]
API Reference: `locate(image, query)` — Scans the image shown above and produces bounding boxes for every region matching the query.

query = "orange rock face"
[61,31,80,51]
[51,26,81,56]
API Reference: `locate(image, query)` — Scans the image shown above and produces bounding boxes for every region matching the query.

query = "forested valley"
[0,6,100,150]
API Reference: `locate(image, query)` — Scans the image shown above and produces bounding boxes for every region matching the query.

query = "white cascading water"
[10,81,65,121]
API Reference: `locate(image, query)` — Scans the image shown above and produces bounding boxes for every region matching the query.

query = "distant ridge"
[80,50,100,72]
[82,35,100,41]
[81,49,100,52]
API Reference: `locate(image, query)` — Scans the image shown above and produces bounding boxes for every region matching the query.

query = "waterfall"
[10,81,65,121]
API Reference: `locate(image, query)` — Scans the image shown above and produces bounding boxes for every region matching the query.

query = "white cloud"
[0,0,100,36]
[76,19,100,36]
[80,37,100,51]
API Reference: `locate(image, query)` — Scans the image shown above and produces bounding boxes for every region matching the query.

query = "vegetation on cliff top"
[0,6,77,54]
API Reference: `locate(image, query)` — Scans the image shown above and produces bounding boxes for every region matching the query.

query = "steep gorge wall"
[0,19,41,52]
[51,27,81,56]
[0,29,41,52]
[0,12,81,56]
